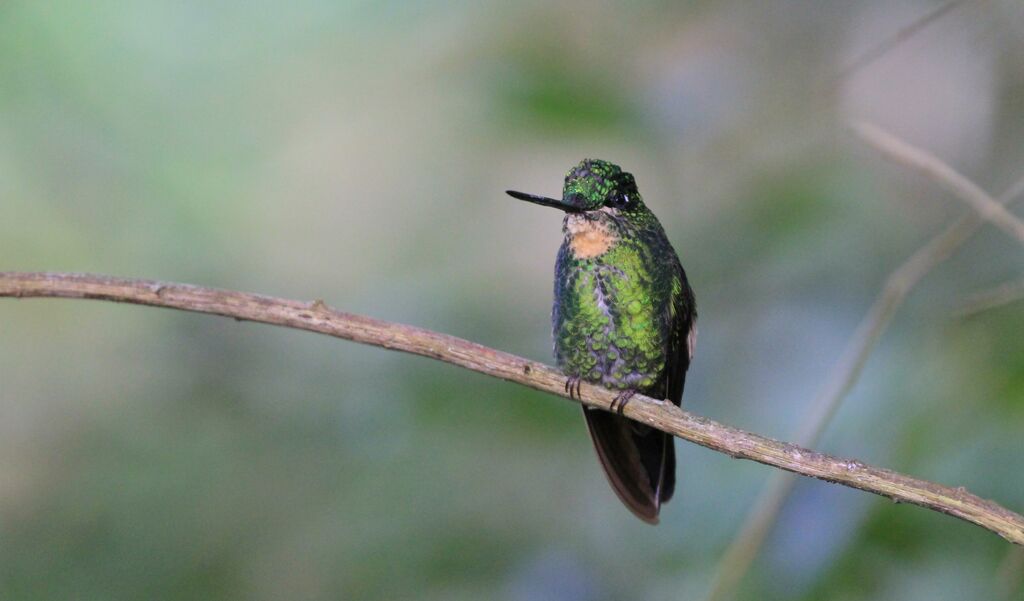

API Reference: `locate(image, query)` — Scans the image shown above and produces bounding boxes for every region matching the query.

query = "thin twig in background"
[853,121,1024,245]
[956,278,1024,318]
[833,0,972,84]
[997,547,1024,600]
[1,271,1023,544]
[677,0,981,208]
[704,135,1024,600]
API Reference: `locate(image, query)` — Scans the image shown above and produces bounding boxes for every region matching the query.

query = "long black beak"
[506,190,582,212]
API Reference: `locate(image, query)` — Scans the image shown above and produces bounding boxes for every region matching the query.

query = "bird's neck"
[563,213,620,260]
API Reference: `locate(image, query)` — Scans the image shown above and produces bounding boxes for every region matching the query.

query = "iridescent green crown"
[563,159,640,211]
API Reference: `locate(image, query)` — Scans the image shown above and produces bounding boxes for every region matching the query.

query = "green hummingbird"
[507,159,696,524]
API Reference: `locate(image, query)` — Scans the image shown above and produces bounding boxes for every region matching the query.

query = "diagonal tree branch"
[705,172,1024,601]
[706,120,1024,600]
[2,271,1023,545]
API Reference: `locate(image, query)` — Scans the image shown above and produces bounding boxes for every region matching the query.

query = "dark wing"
[653,262,697,504]
[666,262,697,408]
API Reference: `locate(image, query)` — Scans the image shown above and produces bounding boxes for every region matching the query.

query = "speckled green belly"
[552,240,670,393]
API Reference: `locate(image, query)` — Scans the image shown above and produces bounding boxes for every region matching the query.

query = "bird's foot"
[564,376,582,401]
[610,390,637,416]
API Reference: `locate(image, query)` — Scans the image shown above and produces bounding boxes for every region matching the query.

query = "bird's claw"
[610,390,637,416]
[564,376,582,401]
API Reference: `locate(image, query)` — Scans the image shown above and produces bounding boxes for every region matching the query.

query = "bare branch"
[835,0,972,83]
[853,121,1024,245]
[706,173,1024,601]
[957,278,1024,318]
[2,271,1023,545]
[705,155,1024,601]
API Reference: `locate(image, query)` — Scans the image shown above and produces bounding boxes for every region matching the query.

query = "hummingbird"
[507,159,696,524]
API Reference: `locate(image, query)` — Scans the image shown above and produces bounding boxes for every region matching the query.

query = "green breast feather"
[553,217,676,394]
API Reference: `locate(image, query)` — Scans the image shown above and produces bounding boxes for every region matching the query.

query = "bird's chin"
[565,208,614,226]
[564,209,617,234]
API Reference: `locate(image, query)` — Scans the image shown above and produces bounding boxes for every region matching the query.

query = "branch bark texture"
[2,271,1023,545]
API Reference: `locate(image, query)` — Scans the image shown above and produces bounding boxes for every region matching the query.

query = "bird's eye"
[608,193,632,210]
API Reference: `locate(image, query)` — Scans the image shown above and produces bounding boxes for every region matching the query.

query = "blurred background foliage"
[1,1,1023,599]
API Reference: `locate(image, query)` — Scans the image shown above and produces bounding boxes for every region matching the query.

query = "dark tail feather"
[582,407,675,524]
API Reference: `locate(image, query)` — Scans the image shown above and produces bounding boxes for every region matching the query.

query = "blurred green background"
[2,1,1023,599]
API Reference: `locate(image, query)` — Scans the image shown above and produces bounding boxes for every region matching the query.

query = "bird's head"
[506,159,647,217]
